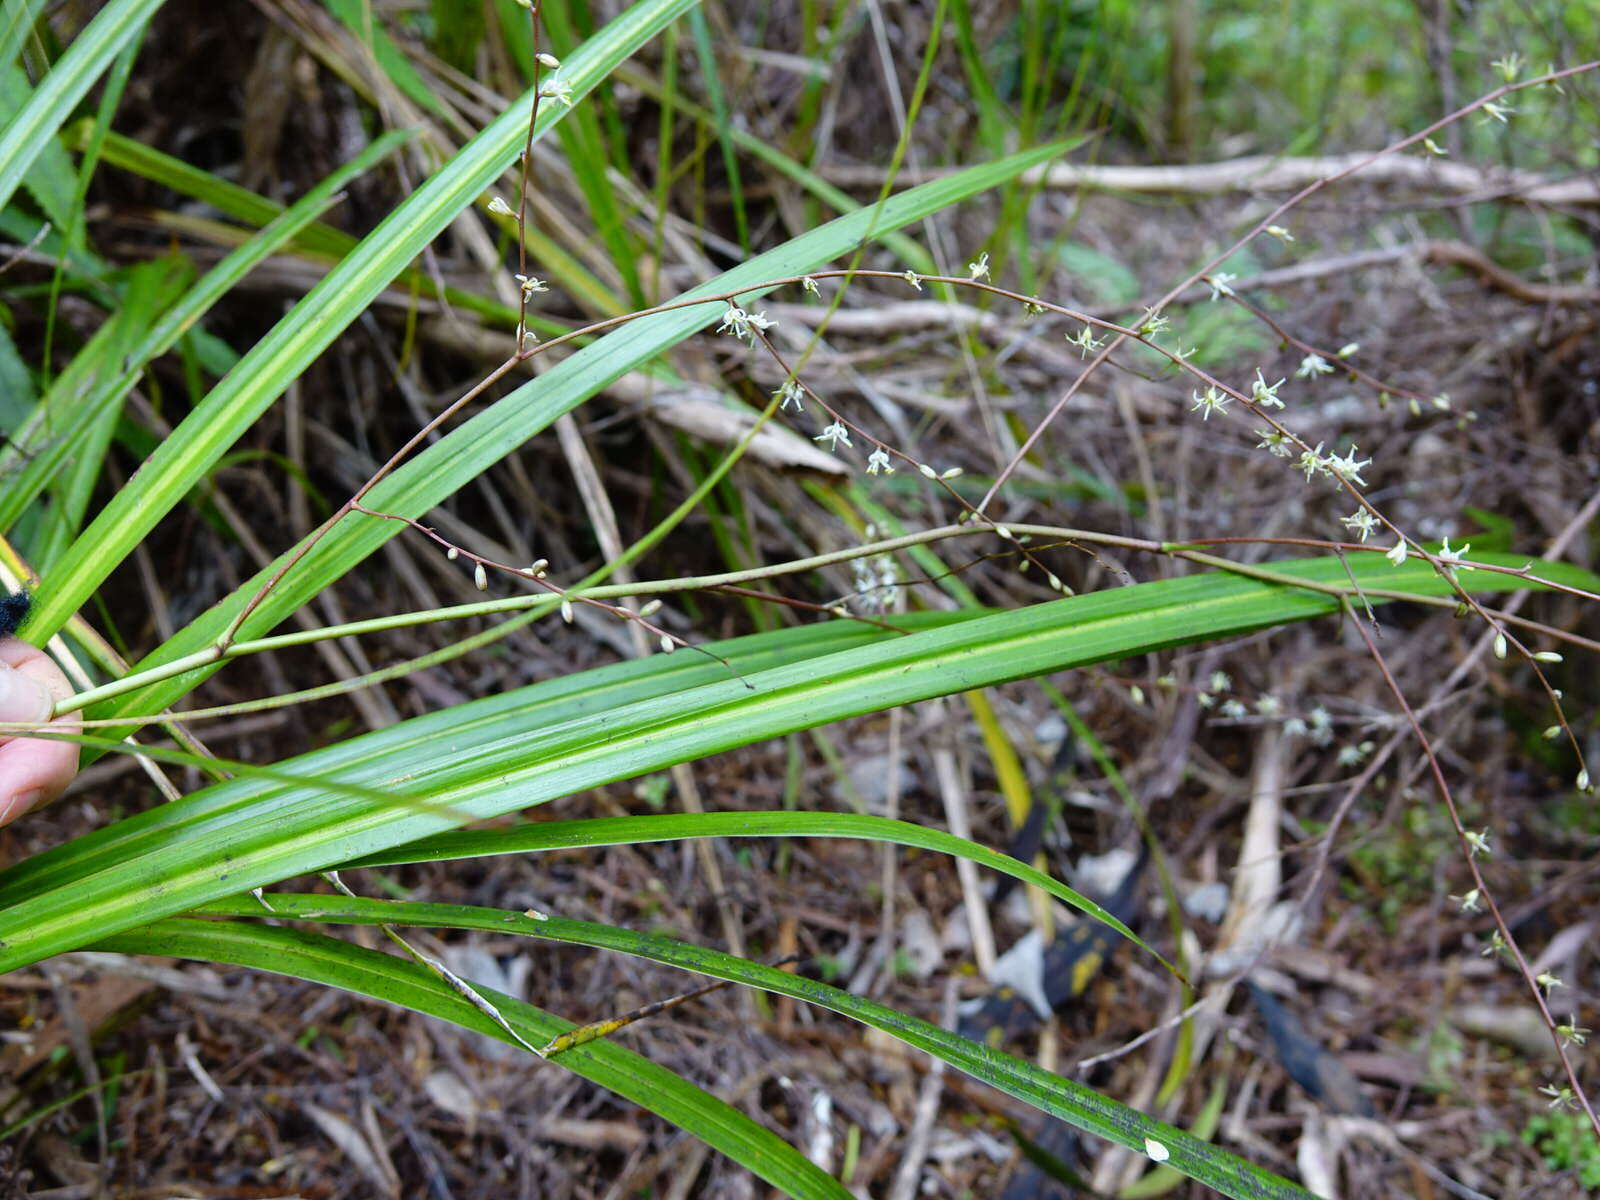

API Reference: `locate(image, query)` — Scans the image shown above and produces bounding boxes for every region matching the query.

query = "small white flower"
[1481,100,1514,123]
[1327,445,1371,486]
[1557,1019,1589,1046]
[1196,692,1214,709]
[1210,670,1231,693]
[967,252,990,280]
[1490,52,1522,81]
[1191,387,1230,420]
[1265,224,1295,242]
[717,304,776,342]
[1437,537,1472,572]
[1256,428,1293,458]
[802,275,820,295]
[1464,828,1491,857]
[1336,743,1366,767]
[1066,326,1105,357]
[1297,442,1329,483]
[1296,353,1333,378]
[775,379,806,412]
[1536,971,1562,994]
[1251,369,1286,408]
[487,195,515,217]
[539,73,575,107]
[1386,540,1408,567]
[515,273,548,296]
[1137,307,1169,337]
[1282,716,1308,737]
[1308,705,1333,744]
[814,421,852,451]
[865,447,894,475]
[902,270,923,291]
[1255,695,1282,717]
[1220,698,1248,718]
[1453,888,1482,913]
[1341,509,1379,542]
[1205,272,1236,301]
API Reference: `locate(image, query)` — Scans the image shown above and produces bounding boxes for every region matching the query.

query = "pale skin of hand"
[0,639,80,827]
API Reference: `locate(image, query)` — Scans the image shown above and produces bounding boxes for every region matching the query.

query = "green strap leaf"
[92,918,852,1200]
[185,897,1316,1200]
[0,551,1580,974]
[346,809,1167,974]
[0,0,164,213]
[30,0,701,642]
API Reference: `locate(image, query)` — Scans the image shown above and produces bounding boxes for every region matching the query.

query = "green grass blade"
[72,123,522,329]
[28,0,700,643]
[92,918,852,1200]
[0,0,50,72]
[188,897,1314,1200]
[346,810,1161,969]
[687,7,748,252]
[84,138,1072,728]
[0,131,410,537]
[0,0,164,213]
[0,551,1584,973]
[619,63,943,274]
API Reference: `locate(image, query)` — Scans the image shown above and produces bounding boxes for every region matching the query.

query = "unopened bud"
[447,547,459,560]
[474,563,488,591]
[487,196,515,217]
[658,635,675,653]
[639,599,662,617]
[1493,633,1507,660]
[1533,651,1563,663]
[527,558,548,577]
[537,52,561,69]
[560,599,574,623]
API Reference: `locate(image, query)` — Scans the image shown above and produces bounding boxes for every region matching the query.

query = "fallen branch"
[818,153,1600,207]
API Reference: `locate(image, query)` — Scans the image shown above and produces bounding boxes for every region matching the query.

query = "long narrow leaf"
[347,810,1161,967]
[0,0,164,212]
[92,918,852,1200]
[0,130,412,535]
[83,138,1073,728]
[0,552,1584,972]
[186,897,1314,1200]
[30,0,701,642]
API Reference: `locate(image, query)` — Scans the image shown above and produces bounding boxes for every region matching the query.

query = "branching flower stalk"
[166,36,1598,1137]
